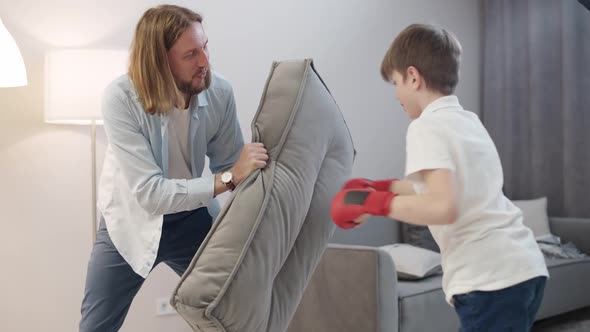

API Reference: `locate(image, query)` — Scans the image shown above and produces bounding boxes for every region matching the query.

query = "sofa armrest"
[288,244,399,332]
[549,217,590,255]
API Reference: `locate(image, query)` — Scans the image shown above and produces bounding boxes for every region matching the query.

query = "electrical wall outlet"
[156,297,177,316]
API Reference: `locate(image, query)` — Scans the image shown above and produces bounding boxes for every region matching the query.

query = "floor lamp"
[0,17,27,87]
[44,50,128,242]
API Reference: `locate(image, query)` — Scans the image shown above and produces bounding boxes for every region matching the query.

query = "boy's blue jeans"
[453,276,547,332]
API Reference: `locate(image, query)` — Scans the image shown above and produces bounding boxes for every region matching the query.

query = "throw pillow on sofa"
[380,243,442,280]
[512,197,552,239]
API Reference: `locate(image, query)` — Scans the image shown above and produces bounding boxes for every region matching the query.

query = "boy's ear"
[406,66,421,89]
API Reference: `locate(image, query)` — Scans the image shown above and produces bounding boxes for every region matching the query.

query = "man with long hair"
[79,5,268,331]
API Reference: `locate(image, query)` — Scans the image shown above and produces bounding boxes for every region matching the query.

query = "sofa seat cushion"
[537,257,590,320]
[397,276,460,332]
[395,257,590,331]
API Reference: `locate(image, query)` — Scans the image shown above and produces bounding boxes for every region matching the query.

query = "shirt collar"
[197,91,209,107]
[188,91,208,120]
[127,76,140,102]
[422,95,462,115]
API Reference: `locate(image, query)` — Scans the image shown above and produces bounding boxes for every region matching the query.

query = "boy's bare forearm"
[391,179,416,195]
[388,193,457,226]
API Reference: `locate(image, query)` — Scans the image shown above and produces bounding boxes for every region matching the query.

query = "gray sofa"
[287,217,590,332]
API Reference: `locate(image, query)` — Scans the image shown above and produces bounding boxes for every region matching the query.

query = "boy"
[331,24,548,331]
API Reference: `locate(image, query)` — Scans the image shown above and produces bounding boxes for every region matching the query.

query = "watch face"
[221,172,233,183]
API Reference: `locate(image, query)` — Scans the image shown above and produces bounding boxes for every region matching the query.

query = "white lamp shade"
[0,18,27,87]
[44,49,128,125]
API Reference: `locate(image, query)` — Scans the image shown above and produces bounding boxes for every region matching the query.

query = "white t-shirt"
[405,95,548,305]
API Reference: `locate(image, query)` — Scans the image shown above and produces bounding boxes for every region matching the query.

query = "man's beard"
[177,69,212,96]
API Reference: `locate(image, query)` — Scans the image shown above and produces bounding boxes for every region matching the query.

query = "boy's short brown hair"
[380,24,462,95]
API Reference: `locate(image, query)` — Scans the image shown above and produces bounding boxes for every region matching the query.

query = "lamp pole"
[91,120,97,243]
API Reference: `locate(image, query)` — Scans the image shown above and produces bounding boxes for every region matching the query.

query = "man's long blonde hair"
[129,5,210,115]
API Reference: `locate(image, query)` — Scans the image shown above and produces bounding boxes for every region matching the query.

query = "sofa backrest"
[549,217,590,255]
[330,216,402,247]
[329,216,590,255]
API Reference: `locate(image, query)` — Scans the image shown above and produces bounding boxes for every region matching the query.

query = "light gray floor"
[533,307,590,332]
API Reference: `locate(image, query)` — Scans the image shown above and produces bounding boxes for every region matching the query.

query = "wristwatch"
[220,171,236,191]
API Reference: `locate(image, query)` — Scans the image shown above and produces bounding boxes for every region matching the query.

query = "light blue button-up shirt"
[98,73,243,277]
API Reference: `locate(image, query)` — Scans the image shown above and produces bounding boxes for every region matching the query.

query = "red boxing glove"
[342,178,398,192]
[331,189,397,229]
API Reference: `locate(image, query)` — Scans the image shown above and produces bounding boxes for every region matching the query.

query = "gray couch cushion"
[396,257,590,331]
[537,257,590,320]
[171,59,355,332]
[397,276,460,332]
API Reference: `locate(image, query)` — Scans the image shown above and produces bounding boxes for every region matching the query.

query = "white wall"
[0,0,481,331]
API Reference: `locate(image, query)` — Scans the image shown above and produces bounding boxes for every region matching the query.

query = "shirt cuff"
[186,175,215,209]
